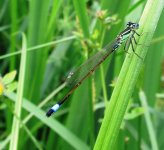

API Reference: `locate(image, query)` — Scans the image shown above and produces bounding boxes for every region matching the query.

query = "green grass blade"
[24,0,50,103]
[139,90,159,150]
[0,35,75,60]
[46,0,62,38]
[94,0,164,149]
[5,92,90,150]
[73,0,90,38]
[0,0,9,21]
[0,84,65,149]
[143,11,164,105]
[9,33,27,150]
[127,0,145,14]
[9,0,18,70]
[61,80,93,149]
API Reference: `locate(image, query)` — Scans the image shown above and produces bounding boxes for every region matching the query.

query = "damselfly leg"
[129,37,143,59]
[124,30,143,59]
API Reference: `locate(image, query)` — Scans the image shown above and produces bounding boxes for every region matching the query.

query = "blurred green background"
[0,0,164,150]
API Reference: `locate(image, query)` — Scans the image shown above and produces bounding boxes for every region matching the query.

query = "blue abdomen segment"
[46,104,60,117]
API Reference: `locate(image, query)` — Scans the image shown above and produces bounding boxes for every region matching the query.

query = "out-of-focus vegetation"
[0,0,164,150]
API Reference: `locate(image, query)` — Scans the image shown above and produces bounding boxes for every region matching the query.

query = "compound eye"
[134,23,139,28]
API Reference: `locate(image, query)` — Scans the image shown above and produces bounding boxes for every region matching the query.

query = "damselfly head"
[127,22,139,29]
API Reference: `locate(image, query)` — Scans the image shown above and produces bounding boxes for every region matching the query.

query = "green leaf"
[2,70,17,85]
[6,81,18,92]
[124,107,145,120]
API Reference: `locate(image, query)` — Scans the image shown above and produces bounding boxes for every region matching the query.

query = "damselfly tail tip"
[46,109,54,117]
[46,103,60,117]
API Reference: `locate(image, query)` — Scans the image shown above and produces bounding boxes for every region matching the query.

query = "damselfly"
[46,22,140,117]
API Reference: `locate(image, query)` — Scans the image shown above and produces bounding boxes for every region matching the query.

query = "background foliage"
[0,0,164,150]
